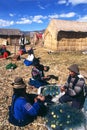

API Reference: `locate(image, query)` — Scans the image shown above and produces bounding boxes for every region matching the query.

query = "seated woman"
[24,49,34,66]
[8,77,47,126]
[59,64,86,109]
[0,45,10,59]
[28,60,50,88]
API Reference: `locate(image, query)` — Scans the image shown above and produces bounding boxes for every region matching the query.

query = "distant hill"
[21,29,45,36]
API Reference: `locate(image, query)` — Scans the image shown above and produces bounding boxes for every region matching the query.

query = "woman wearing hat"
[59,64,86,109]
[8,77,47,126]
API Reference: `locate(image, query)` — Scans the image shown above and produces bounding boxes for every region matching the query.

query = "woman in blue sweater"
[8,77,47,126]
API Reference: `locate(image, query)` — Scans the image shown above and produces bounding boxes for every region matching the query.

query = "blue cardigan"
[13,96,40,121]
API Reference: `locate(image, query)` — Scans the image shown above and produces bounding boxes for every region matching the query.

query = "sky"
[0,0,87,31]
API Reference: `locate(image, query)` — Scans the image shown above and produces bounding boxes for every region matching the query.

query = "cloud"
[58,0,66,4]
[33,15,43,23]
[59,12,76,18]
[16,15,46,24]
[33,19,43,23]
[48,14,59,19]
[38,4,45,9]
[0,19,14,27]
[48,12,76,19]
[57,0,87,6]
[9,13,15,17]
[68,0,87,5]
[0,12,77,27]
[17,13,76,24]
[16,18,32,24]
[32,15,47,23]
[77,15,87,22]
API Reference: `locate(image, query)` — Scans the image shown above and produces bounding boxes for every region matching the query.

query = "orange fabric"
[18,50,24,55]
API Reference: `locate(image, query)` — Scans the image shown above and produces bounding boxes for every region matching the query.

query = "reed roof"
[45,19,87,33]
[0,28,22,36]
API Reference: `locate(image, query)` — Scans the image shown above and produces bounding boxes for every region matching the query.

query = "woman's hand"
[60,86,66,92]
[37,95,45,101]
[34,95,45,102]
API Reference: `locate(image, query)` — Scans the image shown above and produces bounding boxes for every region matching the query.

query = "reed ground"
[0,45,87,130]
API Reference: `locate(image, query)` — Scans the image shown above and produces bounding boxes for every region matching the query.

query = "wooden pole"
[14,41,16,55]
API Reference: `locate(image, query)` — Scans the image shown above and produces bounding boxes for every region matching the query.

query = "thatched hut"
[0,28,22,45]
[44,19,87,51]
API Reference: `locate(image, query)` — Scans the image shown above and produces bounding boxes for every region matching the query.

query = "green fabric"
[6,63,17,70]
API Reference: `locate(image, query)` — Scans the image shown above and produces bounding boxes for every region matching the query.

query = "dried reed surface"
[0,45,87,130]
